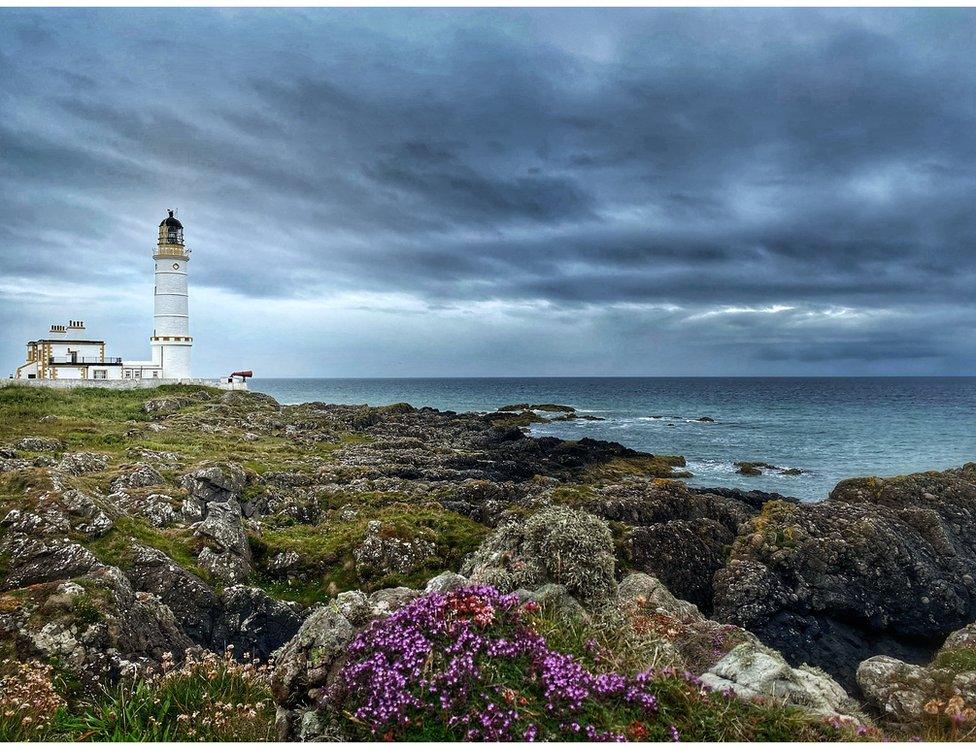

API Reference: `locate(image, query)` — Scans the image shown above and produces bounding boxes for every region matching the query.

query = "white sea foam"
[685,458,739,475]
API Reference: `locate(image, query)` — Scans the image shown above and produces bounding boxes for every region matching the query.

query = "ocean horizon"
[248,376,976,501]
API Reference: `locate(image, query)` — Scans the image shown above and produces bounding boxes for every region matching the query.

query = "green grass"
[86,515,207,581]
[932,647,976,673]
[1,652,275,742]
[0,384,218,441]
[252,503,488,603]
[0,384,339,474]
[0,466,56,506]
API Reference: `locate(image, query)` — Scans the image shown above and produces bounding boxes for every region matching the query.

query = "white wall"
[1,378,247,391]
[154,262,189,337]
[48,342,103,359]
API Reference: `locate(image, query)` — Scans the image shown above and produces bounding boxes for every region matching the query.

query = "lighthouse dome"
[158,210,184,245]
[159,210,183,229]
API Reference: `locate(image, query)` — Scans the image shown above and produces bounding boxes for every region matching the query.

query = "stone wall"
[0,378,247,391]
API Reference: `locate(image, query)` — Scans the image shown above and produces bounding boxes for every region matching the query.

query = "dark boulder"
[689,485,800,512]
[1,536,99,589]
[627,518,734,611]
[109,462,165,493]
[436,479,533,525]
[583,479,756,533]
[211,586,304,661]
[126,545,221,646]
[15,436,64,452]
[142,395,195,415]
[180,462,247,521]
[713,465,976,690]
[734,461,807,477]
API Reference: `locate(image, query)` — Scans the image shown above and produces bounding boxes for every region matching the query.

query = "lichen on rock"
[701,641,862,721]
[462,505,617,605]
[353,519,437,580]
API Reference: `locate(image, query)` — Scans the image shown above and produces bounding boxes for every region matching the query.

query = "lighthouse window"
[92,370,106,379]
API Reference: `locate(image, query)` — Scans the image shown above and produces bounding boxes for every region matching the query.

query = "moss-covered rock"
[252,504,487,602]
[462,505,617,605]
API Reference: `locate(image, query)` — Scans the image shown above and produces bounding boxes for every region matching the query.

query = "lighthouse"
[151,210,192,378]
[13,209,248,387]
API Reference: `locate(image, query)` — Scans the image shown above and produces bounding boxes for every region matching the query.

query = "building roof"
[28,339,105,345]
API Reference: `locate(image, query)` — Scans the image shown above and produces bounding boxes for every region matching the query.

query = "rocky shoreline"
[1,384,975,740]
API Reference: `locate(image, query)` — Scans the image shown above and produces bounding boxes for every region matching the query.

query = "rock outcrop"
[714,465,976,689]
[126,544,222,646]
[0,564,193,685]
[353,519,437,580]
[181,463,248,520]
[110,462,165,492]
[857,619,976,724]
[627,518,734,610]
[2,536,100,589]
[270,606,357,708]
[182,463,252,583]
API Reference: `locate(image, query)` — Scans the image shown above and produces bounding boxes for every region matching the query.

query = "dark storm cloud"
[363,143,596,224]
[1,8,975,375]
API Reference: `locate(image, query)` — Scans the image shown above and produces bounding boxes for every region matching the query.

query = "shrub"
[463,506,616,604]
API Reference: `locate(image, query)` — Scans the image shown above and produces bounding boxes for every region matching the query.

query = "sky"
[1,8,975,377]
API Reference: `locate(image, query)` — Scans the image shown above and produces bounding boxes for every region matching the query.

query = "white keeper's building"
[15,210,195,382]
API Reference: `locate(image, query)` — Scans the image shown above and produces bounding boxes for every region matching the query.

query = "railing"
[49,357,123,365]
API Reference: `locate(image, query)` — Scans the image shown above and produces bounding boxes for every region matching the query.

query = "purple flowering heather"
[330,585,663,741]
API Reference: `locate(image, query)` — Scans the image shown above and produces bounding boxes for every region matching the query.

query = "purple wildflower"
[331,585,664,741]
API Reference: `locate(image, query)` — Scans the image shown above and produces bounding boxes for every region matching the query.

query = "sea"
[248,377,976,502]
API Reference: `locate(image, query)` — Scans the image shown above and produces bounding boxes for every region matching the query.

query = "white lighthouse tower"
[151,210,192,378]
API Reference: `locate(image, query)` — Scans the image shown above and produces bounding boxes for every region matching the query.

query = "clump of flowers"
[623,602,746,674]
[922,695,976,740]
[333,585,658,740]
[0,660,65,741]
[72,647,275,741]
[332,585,860,742]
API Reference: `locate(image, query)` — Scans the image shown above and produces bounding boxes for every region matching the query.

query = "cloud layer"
[2,9,975,376]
